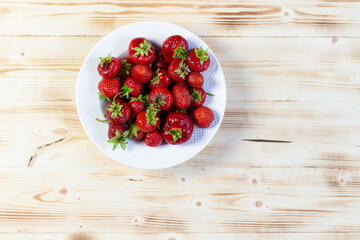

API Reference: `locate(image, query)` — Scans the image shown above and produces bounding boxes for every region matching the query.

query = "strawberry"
[144,130,163,147]
[149,87,173,111]
[186,47,210,72]
[172,84,191,109]
[162,112,194,145]
[121,77,143,99]
[132,64,153,84]
[128,123,145,140]
[128,37,156,64]
[193,106,214,128]
[187,72,204,88]
[168,59,189,82]
[162,35,189,63]
[152,53,168,70]
[118,57,135,79]
[97,53,121,78]
[129,94,145,118]
[190,87,206,107]
[106,99,131,124]
[149,69,171,89]
[136,109,161,133]
[98,78,121,101]
[108,123,129,150]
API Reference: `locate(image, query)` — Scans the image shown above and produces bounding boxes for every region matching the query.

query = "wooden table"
[1,0,360,239]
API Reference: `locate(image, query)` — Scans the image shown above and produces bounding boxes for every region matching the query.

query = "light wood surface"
[1,0,360,239]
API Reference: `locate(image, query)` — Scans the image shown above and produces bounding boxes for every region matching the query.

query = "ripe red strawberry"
[129,94,145,118]
[132,64,153,84]
[162,112,194,145]
[136,109,161,133]
[186,47,210,72]
[128,37,156,64]
[106,99,131,124]
[97,54,121,78]
[152,53,168,70]
[190,87,206,107]
[193,106,214,128]
[121,77,143,99]
[128,123,146,140]
[108,123,129,150]
[144,130,163,147]
[187,72,204,88]
[98,78,121,100]
[162,35,189,63]
[149,87,173,111]
[168,59,189,82]
[172,84,191,109]
[148,69,171,89]
[118,57,135,79]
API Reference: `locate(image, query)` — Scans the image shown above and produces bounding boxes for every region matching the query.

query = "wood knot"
[256,200,263,208]
[20,52,24,56]
[181,178,186,182]
[252,178,258,185]
[351,75,359,83]
[332,36,338,45]
[59,188,68,195]
[132,216,144,226]
[196,201,202,207]
[281,8,293,21]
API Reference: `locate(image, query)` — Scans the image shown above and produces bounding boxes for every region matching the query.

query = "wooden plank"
[2,233,360,240]
[0,36,359,169]
[0,167,359,234]
[0,1,360,37]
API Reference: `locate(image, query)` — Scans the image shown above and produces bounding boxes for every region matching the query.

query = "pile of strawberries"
[96,35,214,150]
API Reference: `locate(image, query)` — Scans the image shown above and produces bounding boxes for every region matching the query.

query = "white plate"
[76,21,226,169]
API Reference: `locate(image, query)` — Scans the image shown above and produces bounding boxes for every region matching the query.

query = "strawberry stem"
[96,118,108,122]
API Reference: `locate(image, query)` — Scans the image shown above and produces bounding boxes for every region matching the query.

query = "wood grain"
[0,0,360,239]
[1,1,360,37]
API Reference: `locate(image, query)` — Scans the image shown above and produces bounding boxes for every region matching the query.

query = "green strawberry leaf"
[169,129,182,142]
[133,40,153,57]
[121,85,133,99]
[129,123,140,139]
[99,53,112,68]
[118,58,132,77]
[145,108,159,126]
[173,46,188,61]
[176,109,186,113]
[150,69,162,85]
[98,92,111,102]
[174,61,189,79]
[191,89,202,103]
[142,94,151,107]
[130,94,143,103]
[108,130,129,150]
[194,47,209,65]
[108,102,123,118]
